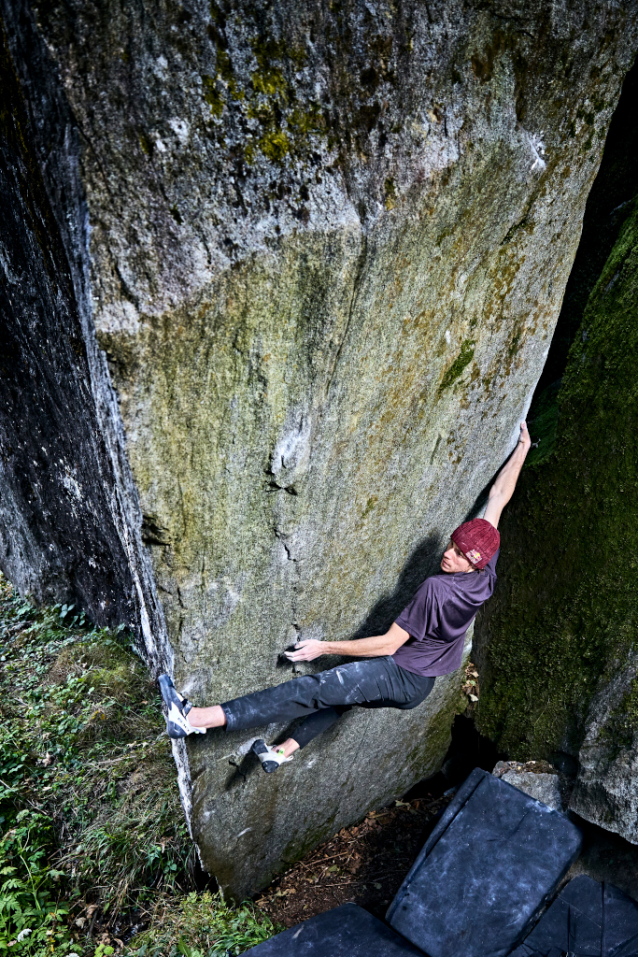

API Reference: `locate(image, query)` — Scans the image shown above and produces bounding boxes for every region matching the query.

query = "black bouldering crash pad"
[386,767,583,957]
[509,875,638,957]
[242,902,424,957]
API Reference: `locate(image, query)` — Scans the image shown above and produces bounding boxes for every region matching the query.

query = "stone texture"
[493,762,563,812]
[570,654,638,844]
[2,0,638,896]
[0,0,166,660]
[475,112,638,848]
[500,772,562,813]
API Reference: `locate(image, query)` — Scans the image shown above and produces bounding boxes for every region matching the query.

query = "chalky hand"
[284,639,325,662]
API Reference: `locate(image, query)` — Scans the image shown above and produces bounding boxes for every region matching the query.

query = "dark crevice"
[404,714,504,801]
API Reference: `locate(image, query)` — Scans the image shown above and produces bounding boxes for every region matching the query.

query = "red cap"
[450,519,500,570]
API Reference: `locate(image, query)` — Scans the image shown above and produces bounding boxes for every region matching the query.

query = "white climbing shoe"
[158,674,206,738]
[252,739,293,773]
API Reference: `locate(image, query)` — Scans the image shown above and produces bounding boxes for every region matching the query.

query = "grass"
[124,892,279,957]
[0,577,279,956]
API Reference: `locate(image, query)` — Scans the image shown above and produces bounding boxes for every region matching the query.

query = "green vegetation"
[476,200,638,758]
[0,578,279,956]
[202,75,223,117]
[257,129,290,164]
[126,892,279,957]
[384,178,397,211]
[202,6,326,165]
[138,134,152,156]
[438,339,475,393]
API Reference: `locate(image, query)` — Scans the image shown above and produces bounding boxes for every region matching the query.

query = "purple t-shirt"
[392,550,499,677]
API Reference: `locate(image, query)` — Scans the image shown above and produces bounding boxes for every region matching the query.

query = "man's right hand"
[284,639,326,662]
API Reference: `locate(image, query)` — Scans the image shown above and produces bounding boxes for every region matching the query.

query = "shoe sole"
[159,674,180,710]
[252,738,279,773]
[159,675,192,738]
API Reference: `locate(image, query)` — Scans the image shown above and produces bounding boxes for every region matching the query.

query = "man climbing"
[159,422,531,772]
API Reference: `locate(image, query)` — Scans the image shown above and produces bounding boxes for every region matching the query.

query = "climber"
[159,421,532,772]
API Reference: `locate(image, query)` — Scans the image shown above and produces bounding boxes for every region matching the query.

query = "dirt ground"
[255,791,453,928]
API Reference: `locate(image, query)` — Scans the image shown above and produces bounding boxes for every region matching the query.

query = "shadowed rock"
[474,61,638,851]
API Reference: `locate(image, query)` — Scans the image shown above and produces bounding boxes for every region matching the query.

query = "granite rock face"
[493,763,563,812]
[565,199,638,845]
[475,61,638,848]
[0,0,166,659]
[570,655,638,844]
[2,0,637,895]
[500,772,562,813]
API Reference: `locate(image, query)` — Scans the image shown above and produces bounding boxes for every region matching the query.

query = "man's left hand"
[284,639,326,662]
[518,420,532,452]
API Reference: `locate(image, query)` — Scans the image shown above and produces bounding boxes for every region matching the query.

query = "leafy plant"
[0,808,72,955]
[0,576,192,951]
[0,576,279,956]
[125,891,280,957]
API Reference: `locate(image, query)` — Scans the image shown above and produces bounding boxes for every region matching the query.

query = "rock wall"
[2,0,637,895]
[0,2,166,658]
[475,59,638,843]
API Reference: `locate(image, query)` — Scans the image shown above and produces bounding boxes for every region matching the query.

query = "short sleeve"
[395,578,436,642]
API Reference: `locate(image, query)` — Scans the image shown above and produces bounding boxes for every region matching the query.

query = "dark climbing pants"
[220,657,435,749]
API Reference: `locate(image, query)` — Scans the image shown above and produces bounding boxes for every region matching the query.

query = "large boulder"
[475,64,638,846]
[2,0,637,894]
[570,653,638,843]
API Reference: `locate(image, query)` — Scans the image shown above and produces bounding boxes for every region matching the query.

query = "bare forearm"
[323,634,397,658]
[483,422,531,528]
[491,439,529,504]
[285,623,410,662]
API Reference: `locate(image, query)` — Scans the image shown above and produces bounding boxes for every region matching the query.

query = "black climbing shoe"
[158,674,205,738]
[252,738,293,773]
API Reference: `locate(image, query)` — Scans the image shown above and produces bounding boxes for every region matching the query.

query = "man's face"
[441,540,475,574]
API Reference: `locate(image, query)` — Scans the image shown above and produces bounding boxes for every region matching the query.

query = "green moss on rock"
[252,66,287,98]
[476,201,638,760]
[439,339,475,393]
[202,73,224,116]
[202,19,326,164]
[258,128,290,162]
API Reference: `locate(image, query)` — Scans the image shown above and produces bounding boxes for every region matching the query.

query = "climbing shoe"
[252,739,293,773]
[158,674,206,738]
